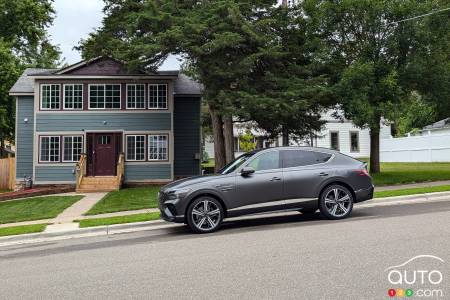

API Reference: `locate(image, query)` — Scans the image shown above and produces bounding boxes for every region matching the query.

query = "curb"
[1,190,450,247]
[0,219,174,246]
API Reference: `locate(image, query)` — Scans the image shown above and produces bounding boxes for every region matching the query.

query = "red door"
[87,133,122,176]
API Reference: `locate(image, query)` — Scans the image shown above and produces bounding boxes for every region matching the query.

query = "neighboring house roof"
[9,57,203,95]
[422,118,450,131]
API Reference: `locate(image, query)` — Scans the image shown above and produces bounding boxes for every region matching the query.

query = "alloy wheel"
[191,200,221,231]
[324,188,352,217]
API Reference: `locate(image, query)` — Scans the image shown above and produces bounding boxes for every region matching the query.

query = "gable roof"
[9,57,203,95]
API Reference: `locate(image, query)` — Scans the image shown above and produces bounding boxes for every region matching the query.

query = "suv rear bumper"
[355,185,374,203]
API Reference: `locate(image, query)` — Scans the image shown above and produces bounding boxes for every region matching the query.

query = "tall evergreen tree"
[78,0,332,170]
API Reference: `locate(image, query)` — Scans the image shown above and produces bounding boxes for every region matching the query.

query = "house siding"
[174,96,201,177]
[124,164,171,181]
[36,112,171,132]
[35,165,76,182]
[16,96,34,180]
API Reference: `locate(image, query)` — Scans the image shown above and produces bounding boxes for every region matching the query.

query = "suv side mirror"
[240,167,255,177]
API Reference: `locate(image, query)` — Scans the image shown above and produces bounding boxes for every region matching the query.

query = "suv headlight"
[168,188,191,200]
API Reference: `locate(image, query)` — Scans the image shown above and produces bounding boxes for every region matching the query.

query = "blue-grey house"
[9,57,202,191]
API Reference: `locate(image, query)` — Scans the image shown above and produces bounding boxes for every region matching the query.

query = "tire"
[186,196,224,233]
[319,184,354,220]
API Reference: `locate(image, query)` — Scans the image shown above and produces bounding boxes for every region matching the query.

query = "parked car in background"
[159,147,374,233]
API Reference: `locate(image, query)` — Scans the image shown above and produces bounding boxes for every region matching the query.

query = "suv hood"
[162,174,224,191]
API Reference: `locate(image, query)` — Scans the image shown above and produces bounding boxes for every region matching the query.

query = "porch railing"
[75,153,87,189]
[116,152,125,188]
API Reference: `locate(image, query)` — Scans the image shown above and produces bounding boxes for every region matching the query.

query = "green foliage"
[78,212,160,228]
[0,0,61,149]
[239,130,257,152]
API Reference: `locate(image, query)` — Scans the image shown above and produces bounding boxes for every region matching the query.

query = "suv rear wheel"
[319,184,354,220]
[186,197,224,233]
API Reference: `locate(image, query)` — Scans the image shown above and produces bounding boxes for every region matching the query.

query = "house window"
[40,136,60,162]
[63,84,83,110]
[148,134,168,160]
[89,84,121,109]
[41,84,60,110]
[63,136,83,162]
[127,84,145,109]
[330,131,340,151]
[126,135,146,161]
[148,84,167,109]
[350,131,360,152]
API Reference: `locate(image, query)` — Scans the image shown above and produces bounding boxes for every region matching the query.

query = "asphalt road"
[0,198,449,300]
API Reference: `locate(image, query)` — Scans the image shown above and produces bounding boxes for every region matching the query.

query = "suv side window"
[247,151,280,171]
[282,150,332,168]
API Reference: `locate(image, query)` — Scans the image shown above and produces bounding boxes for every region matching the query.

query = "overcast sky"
[48,0,181,70]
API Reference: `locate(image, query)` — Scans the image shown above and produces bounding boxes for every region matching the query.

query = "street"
[1,198,449,300]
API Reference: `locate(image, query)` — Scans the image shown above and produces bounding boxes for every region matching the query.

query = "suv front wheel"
[319,184,354,220]
[186,197,224,233]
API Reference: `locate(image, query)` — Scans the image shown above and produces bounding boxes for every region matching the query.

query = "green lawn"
[85,186,161,215]
[201,158,215,168]
[371,162,450,186]
[78,212,161,228]
[0,196,83,224]
[0,224,48,237]
[374,185,450,198]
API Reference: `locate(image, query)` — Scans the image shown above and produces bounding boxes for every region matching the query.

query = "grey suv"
[159,147,374,233]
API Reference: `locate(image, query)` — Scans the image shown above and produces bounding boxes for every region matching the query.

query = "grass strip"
[0,224,47,237]
[78,212,161,228]
[374,185,450,198]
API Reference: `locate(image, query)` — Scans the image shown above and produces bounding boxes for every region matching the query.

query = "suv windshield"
[219,152,256,175]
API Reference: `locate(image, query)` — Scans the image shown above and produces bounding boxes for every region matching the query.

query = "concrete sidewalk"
[375,180,450,191]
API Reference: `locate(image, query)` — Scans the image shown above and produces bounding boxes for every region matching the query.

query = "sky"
[48,0,181,70]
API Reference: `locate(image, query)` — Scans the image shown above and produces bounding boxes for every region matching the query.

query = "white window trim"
[39,136,60,162]
[148,134,169,161]
[126,135,146,161]
[63,84,84,110]
[62,136,84,162]
[88,84,122,110]
[148,84,168,110]
[126,84,146,110]
[40,84,61,110]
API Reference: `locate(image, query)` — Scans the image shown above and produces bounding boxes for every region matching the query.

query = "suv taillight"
[356,169,370,176]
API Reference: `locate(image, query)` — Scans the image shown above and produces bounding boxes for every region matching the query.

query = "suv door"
[231,150,284,214]
[281,150,333,207]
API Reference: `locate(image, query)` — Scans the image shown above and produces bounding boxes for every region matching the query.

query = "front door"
[232,150,284,215]
[87,133,122,176]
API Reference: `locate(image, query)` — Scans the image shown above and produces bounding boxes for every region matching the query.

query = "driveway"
[0,198,449,299]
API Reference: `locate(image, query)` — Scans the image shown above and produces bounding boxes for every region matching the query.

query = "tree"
[0,0,61,156]
[304,0,449,173]
[239,130,257,152]
[78,0,333,170]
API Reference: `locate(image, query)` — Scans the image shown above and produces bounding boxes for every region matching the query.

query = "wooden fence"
[0,157,15,190]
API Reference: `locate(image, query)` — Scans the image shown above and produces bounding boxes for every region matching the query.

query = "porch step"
[76,176,120,193]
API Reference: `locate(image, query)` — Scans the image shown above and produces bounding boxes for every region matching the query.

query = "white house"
[204,110,392,159]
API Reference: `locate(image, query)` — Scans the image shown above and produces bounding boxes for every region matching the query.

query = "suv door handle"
[319,172,329,177]
[270,176,281,181]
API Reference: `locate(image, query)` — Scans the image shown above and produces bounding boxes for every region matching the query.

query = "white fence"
[380,133,450,162]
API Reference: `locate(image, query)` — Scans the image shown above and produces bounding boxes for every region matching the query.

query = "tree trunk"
[282,127,289,146]
[369,118,381,174]
[209,104,226,172]
[223,115,235,163]
[0,135,4,158]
